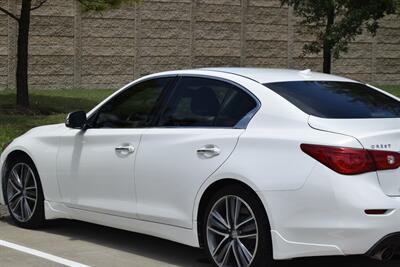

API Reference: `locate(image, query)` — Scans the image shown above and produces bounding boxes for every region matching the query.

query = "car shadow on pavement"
[1,215,399,267]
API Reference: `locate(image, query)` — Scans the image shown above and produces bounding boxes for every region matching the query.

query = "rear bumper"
[262,163,400,260]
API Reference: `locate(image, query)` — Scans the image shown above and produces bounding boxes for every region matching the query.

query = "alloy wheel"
[6,163,38,223]
[206,195,259,267]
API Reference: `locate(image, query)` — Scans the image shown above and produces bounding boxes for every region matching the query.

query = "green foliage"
[78,0,140,11]
[281,0,397,58]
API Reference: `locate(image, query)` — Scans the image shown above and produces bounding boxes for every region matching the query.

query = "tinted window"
[157,77,257,127]
[93,77,173,128]
[265,81,400,119]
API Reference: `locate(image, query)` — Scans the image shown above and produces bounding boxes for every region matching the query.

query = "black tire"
[5,154,45,229]
[203,185,274,267]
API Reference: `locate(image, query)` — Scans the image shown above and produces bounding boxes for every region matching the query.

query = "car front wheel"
[203,185,273,267]
[5,155,45,228]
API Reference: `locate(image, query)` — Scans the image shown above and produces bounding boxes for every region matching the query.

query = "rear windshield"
[265,81,400,119]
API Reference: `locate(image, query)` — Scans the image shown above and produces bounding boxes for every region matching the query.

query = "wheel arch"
[195,178,273,248]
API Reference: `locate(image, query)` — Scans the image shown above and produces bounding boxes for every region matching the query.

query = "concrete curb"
[0,204,8,218]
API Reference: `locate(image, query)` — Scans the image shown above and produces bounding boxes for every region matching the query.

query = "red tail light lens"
[368,149,400,171]
[301,144,400,175]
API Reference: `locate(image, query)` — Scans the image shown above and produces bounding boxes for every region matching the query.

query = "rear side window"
[265,81,400,119]
[157,77,257,127]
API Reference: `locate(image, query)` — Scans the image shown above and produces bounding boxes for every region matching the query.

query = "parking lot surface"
[0,205,399,267]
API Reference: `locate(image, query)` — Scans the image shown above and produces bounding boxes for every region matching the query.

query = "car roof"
[200,67,357,84]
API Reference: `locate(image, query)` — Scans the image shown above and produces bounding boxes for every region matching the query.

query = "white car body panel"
[135,128,243,229]
[57,128,142,218]
[0,124,65,204]
[1,68,400,261]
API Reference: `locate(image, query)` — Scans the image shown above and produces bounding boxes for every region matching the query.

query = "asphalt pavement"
[0,204,399,267]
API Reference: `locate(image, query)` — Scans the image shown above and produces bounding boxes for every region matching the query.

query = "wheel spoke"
[235,240,250,266]
[211,210,230,230]
[212,235,230,256]
[238,233,257,239]
[232,241,243,267]
[220,240,233,266]
[208,226,229,237]
[239,218,257,233]
[7,190,21,203]
[8,194,21,210]
[24,169,32,188]
[10,197,22,212]
[20,197,25,219]
[234,197,241,229]
[236,216,254,230]
[11,169,22,189]
[8,179,21,194]
[225,197,231,229]
[23,198,32,218]
[25,186,37,191]
[238,240,253,264]
[20,164,26,188]
[25,195,36,202]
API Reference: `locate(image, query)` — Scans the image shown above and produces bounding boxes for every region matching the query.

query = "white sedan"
[1,68,400,267]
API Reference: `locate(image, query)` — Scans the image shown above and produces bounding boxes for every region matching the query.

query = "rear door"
[134,76,259,228]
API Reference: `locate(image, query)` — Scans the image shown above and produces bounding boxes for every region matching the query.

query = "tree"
[281,0,397,74]
[0,0,137,108]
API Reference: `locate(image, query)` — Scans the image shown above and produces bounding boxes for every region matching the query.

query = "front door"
[57,77,175,217]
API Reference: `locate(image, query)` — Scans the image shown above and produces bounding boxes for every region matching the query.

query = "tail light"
[301,144,400,175]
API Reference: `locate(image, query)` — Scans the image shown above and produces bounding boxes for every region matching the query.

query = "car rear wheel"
[203,185,273,267]
[5,155,45,228]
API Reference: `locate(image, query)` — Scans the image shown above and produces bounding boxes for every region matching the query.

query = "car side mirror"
[66,111,87,129]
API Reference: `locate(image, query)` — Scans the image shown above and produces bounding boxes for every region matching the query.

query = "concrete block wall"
[2,0,400,89]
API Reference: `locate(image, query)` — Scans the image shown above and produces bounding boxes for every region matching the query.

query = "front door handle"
[197,145,221,158]
[115,144,135,155]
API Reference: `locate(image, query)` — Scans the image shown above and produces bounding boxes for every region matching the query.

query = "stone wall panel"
[0,0,399,90]
[193,56,241,67]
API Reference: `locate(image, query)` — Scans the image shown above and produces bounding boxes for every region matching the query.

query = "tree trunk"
[16,0,31,107]
[323,41,332,74]
[323,5,335,74]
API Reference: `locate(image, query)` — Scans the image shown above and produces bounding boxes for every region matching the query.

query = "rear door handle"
[197,145,221,158]
[115,144,135,155]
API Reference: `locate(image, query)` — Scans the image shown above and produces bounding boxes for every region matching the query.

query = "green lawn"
[0,86,399,153]
[378,85,400,96]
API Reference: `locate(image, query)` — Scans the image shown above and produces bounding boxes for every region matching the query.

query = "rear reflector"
[301,144,400,175]
[365,209,389,215]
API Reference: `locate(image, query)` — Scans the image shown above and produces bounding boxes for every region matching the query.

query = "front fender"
[1,124,64,204]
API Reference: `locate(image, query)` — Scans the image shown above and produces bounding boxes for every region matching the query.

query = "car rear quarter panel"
[215,122,362,192]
